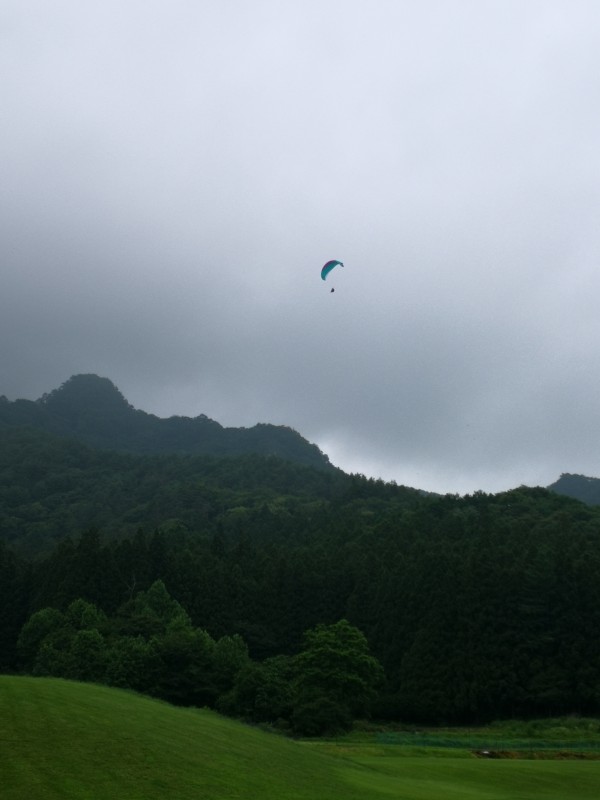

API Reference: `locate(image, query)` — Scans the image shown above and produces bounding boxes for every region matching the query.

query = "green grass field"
[2,676,600,799]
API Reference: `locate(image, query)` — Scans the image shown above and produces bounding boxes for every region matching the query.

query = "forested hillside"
[548,473,600,506]
[0,374,332,470]
[0,425,349,556]
[2,417,600,728]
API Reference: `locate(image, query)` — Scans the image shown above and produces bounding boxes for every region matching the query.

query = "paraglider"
[321,260,343,293]
[321,259,344,281]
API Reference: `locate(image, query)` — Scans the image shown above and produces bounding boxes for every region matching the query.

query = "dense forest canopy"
[2,374,600,729]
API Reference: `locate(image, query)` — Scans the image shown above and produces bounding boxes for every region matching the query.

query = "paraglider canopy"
[321,260,344,280]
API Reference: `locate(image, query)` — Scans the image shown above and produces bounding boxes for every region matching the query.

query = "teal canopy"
[321,260,344,280]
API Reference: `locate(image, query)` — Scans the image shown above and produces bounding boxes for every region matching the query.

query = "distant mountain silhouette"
[547,473,600,506]
[0,374,333,470]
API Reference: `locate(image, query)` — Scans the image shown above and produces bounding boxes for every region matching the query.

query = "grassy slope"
[2,677,600,800]
[0,677,363,800]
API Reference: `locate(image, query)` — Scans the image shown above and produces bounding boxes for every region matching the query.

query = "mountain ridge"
[3,374,599,500]
[547,472,600,506]
[0,373,333,471]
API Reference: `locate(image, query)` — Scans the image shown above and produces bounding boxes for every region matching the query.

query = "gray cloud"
[2,1,600,493]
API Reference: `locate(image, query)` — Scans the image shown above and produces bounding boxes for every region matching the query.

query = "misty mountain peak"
[10,373,333,469]
[38,374,133,416]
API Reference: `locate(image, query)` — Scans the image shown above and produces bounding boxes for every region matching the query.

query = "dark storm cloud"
[2,1,600,493]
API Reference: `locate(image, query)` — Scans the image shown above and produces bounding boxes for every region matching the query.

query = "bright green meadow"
[1,676,600,799]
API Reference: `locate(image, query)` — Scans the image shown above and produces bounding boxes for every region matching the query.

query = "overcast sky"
[2,1,600,494]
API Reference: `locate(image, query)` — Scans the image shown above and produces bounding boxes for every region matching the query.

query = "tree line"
[2,467,600,726]
[15,580,382,736]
